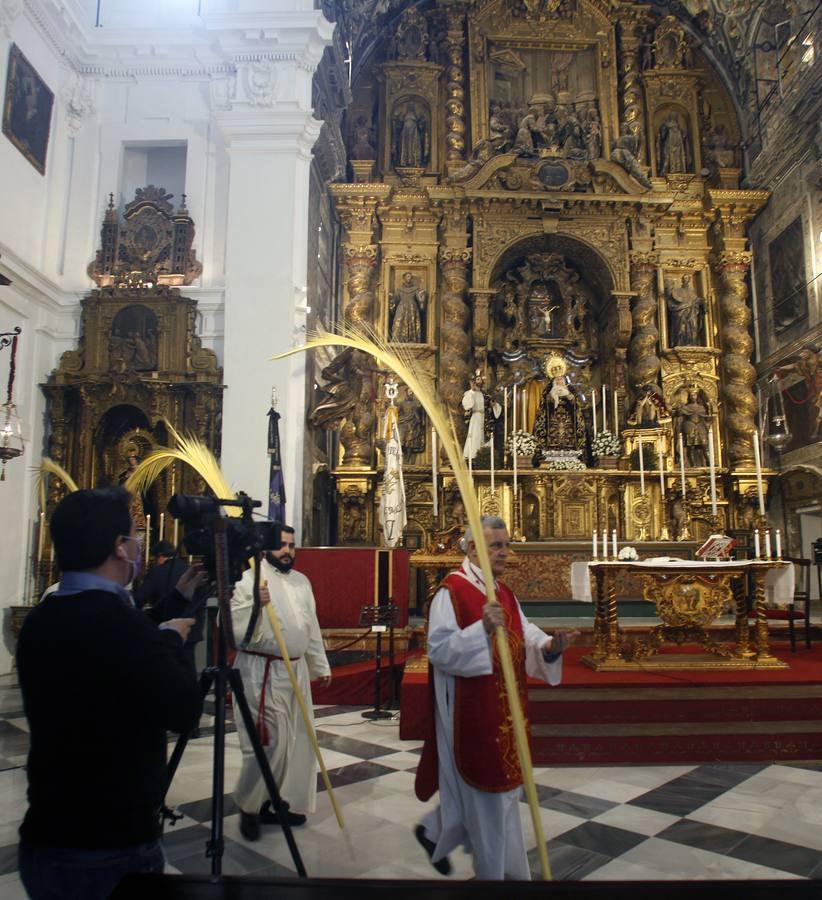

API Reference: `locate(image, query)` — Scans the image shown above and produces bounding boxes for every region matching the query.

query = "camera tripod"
[159,528,306,877]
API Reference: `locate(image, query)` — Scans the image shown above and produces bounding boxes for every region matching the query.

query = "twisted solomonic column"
[439,248,473,438]
[616,9,651,162]
[715,251,756,466]
[628,252,661,392]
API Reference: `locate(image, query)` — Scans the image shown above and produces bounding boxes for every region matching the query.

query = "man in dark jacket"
[17,487,202,900]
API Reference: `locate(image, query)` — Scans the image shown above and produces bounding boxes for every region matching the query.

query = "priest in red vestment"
[414,515,579,880]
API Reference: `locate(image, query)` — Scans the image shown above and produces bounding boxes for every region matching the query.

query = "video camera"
[167,492,282,586]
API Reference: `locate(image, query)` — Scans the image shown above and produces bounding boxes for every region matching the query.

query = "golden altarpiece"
[35,187,223,597]
[311,0,776,606]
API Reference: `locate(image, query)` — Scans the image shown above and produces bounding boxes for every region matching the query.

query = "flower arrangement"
[618,546,639,561]
[542,457,586,471]
[506,430,538,457]
[591,430,621,458]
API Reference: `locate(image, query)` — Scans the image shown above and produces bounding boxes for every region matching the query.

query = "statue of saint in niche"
[674,389,712,467]
[389,272,427,343]
[393,104,428,169]
[533,357,586,452]
[667,274,705,346]
[611,123,652,188]
[397,388,426,462]
[657,112,690,175]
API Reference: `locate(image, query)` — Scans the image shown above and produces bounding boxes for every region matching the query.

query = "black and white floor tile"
[1,672,822,894]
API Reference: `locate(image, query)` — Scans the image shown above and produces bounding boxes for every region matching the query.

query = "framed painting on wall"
[768,217,809,335]
[2,44,54,175]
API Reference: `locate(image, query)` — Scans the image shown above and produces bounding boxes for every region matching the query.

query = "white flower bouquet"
[506,430,538,457]
[618,546,639,561]
[591,429,621,458]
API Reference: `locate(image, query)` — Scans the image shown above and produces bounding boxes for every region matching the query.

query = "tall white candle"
[612,529,617,558]
[490,439,495,493]
[37,511,45,567]
[602,385,608,432]
[145,514,151,565]
[602,530,608,559]
[775,529,782,558]
[658,439,665,498]
[592,391,598,436]
[638,441,645,496]
[513,442,518,497]
[432,428,438,517]
[503,389,508,452]
[764,528,772,559]
[593,529,598,559]
[159,512,165,541]
[521,388,527,433]
[512,384,518,435]
[679,433,687,496]
[754,528,761,559]
[173,518,179,548]
[753,428,765,516]
[707,430,717,517]
[613,390,619,434]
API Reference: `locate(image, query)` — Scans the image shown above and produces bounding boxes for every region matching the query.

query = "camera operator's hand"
[162,617,196,643]
[175,565,207,601]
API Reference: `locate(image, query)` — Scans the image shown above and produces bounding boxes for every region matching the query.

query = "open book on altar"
[696,534,737,560]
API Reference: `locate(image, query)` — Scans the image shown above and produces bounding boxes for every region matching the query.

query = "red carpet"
[313,653,408,706]
[399,644,822,764]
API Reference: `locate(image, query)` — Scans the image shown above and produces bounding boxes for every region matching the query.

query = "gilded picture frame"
[2,44,54,175]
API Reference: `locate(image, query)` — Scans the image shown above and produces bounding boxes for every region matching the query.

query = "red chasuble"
[415,572,530,800]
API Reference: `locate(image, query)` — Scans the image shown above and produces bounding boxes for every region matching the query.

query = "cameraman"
[17,487,202,900]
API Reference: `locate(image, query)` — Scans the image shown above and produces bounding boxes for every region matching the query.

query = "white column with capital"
[214,13,333,535]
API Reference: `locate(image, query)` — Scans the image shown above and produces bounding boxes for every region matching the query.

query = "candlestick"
[592,529,598,559]
[753,428,765,516]
[679,433,687,496]
[611,529,617,559]
[638,441,645,496]
[754,528,761,559]
[707,430,717,518]
[592,391,597,436]
[602,385,607,432]
[490,439,495,493]
[658,439,665,498]
[431,428,438,518]
[764,528,772,560]
[601,530,608,559]
[775,528,782,559]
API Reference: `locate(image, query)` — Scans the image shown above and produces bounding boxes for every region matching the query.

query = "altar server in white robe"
[231,525,331,840]
[414,515,579,880]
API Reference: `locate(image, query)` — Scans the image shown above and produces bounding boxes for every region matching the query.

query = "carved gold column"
[615,3,651,162]
[439,247,472,436]
[715,250,756,466]
[443,5,467,169]
[628,252,660,391]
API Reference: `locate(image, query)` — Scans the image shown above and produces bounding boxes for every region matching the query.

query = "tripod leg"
[228,667,307,878]
[206,664,229,875]
[374,630,382,713]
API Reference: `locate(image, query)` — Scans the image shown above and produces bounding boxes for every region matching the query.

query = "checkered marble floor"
[2,673,822,893]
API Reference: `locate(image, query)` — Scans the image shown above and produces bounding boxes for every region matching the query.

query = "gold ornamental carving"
[438,246,472,441]
[628,252,660,391]
[646,574,729,628]
[444,5,468,164]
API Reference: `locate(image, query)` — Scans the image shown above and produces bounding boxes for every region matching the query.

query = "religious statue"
[349,116,375,160]
[657,112,690,175]
[533,356,586,452]
[513,106,542,156]
[627,383,671,427]
[462,371,502,461]
[389,271,427,343]
[674,389,712,467]
[397,388,426,462]
[584,107,602,161]
[394,104,428,168]
[667,274,705,346]
[611,123,652,189]
[117,441,148,531]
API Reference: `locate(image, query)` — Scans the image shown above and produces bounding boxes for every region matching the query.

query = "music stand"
[359,603,399,720]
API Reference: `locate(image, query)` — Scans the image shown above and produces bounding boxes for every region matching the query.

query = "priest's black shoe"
[239,811,260,841]
[414,824,452,875]
[260,800,307,827]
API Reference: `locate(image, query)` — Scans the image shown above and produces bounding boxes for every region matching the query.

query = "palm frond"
[34,458,79,511]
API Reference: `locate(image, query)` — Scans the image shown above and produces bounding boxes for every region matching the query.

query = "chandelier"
[764,374,792,454]
[0,327,24,480]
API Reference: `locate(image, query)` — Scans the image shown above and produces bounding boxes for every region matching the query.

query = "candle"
[753,428,765,516]
[679,433,687,496]
[145,514,151,565]
[754,528,761,558]
[173,518,179,548]
[602,385,608,432]
[612,529,617,558]
[593,529,598,559]
[658,439,665,498]
[602,530,608,559]
[37,511,45,567]
[432,428,438,517]
[592,391,598,436]
[490,439,495,493]
[775,529,782,558]
[764,528,772,559]
[512,384,518,436]
[521,388,527,433]
[613,390,619,434]
[503,389,508,451]
[638,441,645,496]
[513,441,518,497]
[159,512,165,541]
[707,430,717,518]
